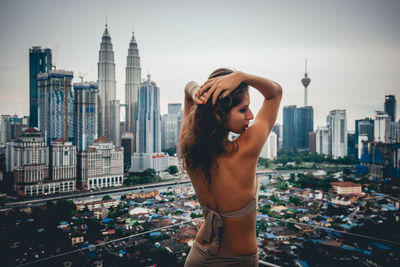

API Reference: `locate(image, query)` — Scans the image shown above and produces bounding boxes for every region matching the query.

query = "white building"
[50,139,76,192]
[374,111,391,142]
[316,126,330,155]
[131,152,169,173]
[78,136,123,190]
[327,110,347,158]
[260,132,277,160]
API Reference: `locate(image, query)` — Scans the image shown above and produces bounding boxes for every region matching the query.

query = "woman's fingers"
[212,87,226,105]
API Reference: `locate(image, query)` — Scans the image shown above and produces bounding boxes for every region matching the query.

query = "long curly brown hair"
[179,68,249,185]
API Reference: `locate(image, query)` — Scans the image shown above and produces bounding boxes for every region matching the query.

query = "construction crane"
[78,67,94,83]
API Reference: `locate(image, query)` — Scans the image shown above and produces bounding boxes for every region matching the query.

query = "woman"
[180,68,282,266]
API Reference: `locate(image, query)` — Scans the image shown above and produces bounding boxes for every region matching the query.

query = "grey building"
[132,75,168,172]
[73,82,98,151]
[98,24,119,146]
[162,103,182,151]
[135,75,161,153]
[125,31,141,135]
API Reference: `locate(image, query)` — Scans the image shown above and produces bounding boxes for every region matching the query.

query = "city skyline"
[0,0,399,131]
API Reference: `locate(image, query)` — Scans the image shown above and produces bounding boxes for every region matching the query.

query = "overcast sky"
[0,0,399,131]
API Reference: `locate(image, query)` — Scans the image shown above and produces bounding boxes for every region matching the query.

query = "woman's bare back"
[190,143,259,256]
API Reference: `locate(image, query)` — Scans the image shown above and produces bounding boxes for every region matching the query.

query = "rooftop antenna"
[105,12,108,28]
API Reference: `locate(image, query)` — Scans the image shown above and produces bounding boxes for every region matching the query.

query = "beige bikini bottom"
[184,241,259,267]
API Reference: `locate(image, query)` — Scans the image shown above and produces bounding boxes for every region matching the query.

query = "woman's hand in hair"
[198,71,246,105]
[185,81,205,105]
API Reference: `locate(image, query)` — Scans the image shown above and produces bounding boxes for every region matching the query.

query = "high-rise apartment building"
[132,75,168,172]
[374,111,391,142]
[272,124,283,151]
[327,110,347,158]
[125,31,141,134]
[29,46,52,128]
[73,82,98,151]
[316,126,330,155]
[384,95,396,122]
[355,118,374,148]
[98,25,119,146]
[77,136,123,190]
[260,132,277,160]
[37,70,74,145]
[161,103,182,151]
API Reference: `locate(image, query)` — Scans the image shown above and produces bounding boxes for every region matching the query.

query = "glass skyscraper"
[29,46,52,127]
[384,95,396,122]
[73,82,98,151]
[38,70,74,145]
[136,75,161,153]
[283,105,314,152]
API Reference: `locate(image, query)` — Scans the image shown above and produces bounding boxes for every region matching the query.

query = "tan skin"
[181,71,282,256]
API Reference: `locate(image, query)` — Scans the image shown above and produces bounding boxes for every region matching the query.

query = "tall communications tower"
[301,59,311,106]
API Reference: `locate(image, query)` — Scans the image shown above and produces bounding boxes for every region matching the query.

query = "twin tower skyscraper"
[98,24,141,146]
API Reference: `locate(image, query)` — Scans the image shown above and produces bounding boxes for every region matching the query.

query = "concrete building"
[37,70,74,145]
[98,24,119,146]
[73,82,98,151]
[327,110,347,158]
[272,123,283,151]
[316,127,330,155]
[161,103,182,151]
[12,128,50,196]
[77,136,123,190]
[331,182,362,195]
[1,115,29,145]
[374,111,391,143]
[29,46,52,128]
[260,132,277,160]
[50,139,76,192]
[125,31,141,135]
[131,152,169,173]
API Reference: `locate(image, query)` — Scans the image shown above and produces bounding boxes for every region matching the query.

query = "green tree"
[102,195,112,201]
[162,147,176,156]
[168,165,179,174]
